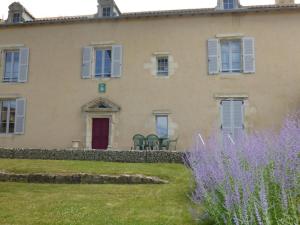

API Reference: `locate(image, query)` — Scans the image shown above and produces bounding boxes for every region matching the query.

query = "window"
[223,0,236,9]
[221,99,244,140]
[221,40,241,73]
[102,7,111,17]
[156,115,168,138]
[12,13,21,23]
[95,48,112,77]
[0,100,16,134]
[156,56,169,76]
[4,50,20,82]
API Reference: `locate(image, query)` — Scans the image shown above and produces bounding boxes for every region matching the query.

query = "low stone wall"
[0,149,184,163]
[0,172,168,184]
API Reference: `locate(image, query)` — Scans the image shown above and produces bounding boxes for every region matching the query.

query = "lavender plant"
[185,113,300,225]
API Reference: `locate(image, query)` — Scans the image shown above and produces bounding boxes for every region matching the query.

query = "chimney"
[275,0,295,4]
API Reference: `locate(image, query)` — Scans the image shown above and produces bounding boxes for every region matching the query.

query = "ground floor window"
[156,115,168,138]
[0,100,16,134]
[221,99,244,139]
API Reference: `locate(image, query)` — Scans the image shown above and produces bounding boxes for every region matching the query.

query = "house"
[0,0,300,150]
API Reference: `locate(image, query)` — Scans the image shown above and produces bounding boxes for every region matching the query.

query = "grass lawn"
[0,159,200,225]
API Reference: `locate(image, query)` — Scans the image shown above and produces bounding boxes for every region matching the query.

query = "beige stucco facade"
[1,3,300,150]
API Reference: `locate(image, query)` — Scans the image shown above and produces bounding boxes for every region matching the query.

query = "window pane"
[104,50,112,77]
[221,42,230,72]
[12,52,19,81]
[103,7,111,17]
[156,116,168,138]
[157,57,169,76]
[224,0,235,9]
[0,101,8,133]
[4,52,13,81]
[231,41,241,71]
[95,50,103,76]
[13,13,21,23]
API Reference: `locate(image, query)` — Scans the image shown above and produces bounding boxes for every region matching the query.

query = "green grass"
[0,159,200,225]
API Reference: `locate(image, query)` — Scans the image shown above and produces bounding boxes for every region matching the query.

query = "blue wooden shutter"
[232,100,244,138]
[208,39,219,75]
[81,47,93,79]
[243,37,255,73]
[221,100,232,139]
[18,48,29,82]
[111,45,123,77]
[14,98,26,134]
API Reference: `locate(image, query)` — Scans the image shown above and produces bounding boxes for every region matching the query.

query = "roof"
[1,4,300,27]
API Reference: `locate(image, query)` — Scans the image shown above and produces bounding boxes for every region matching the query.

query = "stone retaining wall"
[0,149,184,163]
[0,172,168,184]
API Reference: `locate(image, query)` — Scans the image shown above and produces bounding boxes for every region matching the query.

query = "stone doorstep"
[0,172,168,185]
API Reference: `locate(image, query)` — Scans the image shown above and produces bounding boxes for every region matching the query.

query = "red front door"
[92,118,110,150]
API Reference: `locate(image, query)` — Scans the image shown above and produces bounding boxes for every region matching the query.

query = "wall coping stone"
[0,148,185,164]
[0,172,168,184]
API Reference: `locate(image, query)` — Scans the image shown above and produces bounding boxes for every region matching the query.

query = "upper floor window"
[156,56,169,76]
[102,7,111,17]
[0,100,16,134]
[207,37,255,75]
[156,115,168,138]
[4,50,20,82]
[221,40,241,73]
[223,0,236,9]
[95,48,112,78]
[2,48,29,83]
[12,13,21,23]
[81,45,123,79]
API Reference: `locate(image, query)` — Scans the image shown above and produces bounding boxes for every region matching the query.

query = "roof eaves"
[1,4,300,27]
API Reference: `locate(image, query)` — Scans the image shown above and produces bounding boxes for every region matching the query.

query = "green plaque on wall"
[99,83,106,93]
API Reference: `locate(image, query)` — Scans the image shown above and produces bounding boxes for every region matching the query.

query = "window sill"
[1,81,23,84]
[0,133,15,138]
[155,74,169,79]
[92,76,119,81]
[209,73,254,79]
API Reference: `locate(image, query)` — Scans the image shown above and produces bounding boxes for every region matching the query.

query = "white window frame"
[0,99,16,134]
[155,115,169,138]
[3,50,20,83]
[12,13,21,23]
[220,39,242,74]
[102,7,112,17]
[156,56,169,76]
[94,48,112,78]
[223,0,236,9]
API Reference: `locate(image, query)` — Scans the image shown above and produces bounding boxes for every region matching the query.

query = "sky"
[0,0,299,19]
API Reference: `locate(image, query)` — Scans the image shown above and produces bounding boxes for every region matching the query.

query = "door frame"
[85,113,113,150]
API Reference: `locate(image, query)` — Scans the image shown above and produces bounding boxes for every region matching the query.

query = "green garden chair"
[145,134,159,150]
[160,136,179,150]
[131,134,146,150]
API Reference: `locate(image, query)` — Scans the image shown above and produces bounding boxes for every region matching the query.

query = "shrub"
[185,113,300,225]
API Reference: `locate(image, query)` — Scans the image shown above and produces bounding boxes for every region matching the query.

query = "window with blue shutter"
[221,99,244,140]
